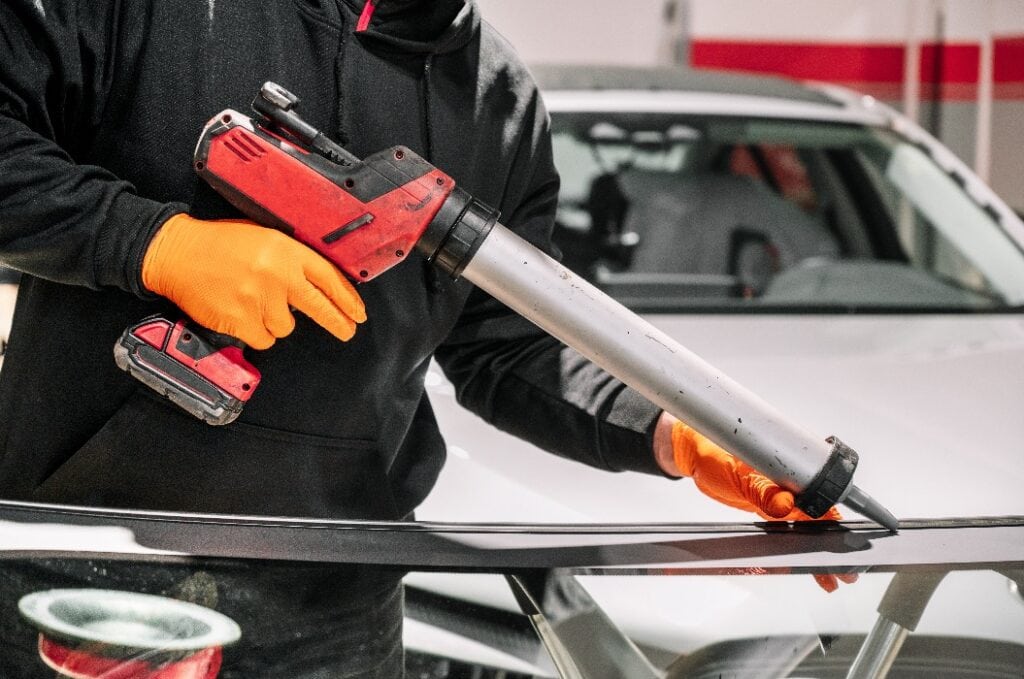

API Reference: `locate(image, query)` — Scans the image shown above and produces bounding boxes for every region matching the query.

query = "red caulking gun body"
[115,82,899,531]
[115,82,470,426]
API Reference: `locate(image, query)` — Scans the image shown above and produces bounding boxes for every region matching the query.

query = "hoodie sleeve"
[0,0,184,295]
[434,71,665,477]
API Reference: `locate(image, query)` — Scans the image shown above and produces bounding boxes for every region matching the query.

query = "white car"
[422,64,1024,526]
[411,65,1024,674]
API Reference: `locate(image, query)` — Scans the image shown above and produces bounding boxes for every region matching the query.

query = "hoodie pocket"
[32,394,399,520]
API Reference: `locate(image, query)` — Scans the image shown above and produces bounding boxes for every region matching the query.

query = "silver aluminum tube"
[461,223,832,492]
[845,617,909,679]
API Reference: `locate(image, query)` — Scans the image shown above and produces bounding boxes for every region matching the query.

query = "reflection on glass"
[2,561,1022,678]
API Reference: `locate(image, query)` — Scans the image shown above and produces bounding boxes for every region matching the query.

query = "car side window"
[854,144,1000,300]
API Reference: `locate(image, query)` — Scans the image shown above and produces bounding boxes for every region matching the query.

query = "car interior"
[550,114,1013,311]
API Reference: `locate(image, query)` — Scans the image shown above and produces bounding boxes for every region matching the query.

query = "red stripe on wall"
[690,41,905,83]
[691,39,1024,101]
[919,43,979,83]
[916,42,980,101]
[994,36,1024,83]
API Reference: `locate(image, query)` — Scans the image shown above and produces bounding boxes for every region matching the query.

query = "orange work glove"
[670,419,856,592]
[142,214,366,350]
[670,419,843,522]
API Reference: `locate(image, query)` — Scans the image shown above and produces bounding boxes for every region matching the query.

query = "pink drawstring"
[356,0,377,31]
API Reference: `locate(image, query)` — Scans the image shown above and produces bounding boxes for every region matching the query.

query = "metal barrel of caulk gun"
[428,195,898,530]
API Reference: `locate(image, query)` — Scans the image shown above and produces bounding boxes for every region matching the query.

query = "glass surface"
[3,555,1022,678]
[550,113,1024,312]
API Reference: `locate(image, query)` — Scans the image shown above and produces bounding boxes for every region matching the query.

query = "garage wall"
[476,0,1024,213]
[476,0,669,66]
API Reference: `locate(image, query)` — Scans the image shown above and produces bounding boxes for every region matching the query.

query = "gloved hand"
[662,416,856,592]
[668,418,842,522]
[142,214,366,350]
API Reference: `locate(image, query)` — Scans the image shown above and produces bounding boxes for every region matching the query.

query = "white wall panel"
[993,0,1024,34]
[689,0,917,42]
[476,0,666,65]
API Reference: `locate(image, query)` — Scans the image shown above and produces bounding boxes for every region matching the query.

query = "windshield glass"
[5,555,1022,678]
[549,113,1024,312]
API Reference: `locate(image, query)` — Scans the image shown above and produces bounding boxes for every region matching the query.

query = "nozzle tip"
[843,485,899,532]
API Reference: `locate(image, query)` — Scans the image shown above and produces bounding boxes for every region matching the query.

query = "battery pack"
[114,317,260,425]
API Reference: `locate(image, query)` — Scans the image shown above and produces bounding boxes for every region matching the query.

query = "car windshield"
[550,113,1024,312]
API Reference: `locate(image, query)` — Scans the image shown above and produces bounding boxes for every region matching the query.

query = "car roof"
[531,64,837,105]
[532,64,892,126]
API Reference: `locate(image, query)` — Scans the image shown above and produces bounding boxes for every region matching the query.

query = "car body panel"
[543,90,891,127]
[422,313,1024,524]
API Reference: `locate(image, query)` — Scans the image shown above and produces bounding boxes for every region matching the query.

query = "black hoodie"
[0,0,663,518]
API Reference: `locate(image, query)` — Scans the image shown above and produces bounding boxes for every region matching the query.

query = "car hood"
[422,313,1024,523]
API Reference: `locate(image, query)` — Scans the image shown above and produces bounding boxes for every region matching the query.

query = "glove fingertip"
[821,507,844,521]
[336,287,366,324]
[220,320,275,351]
[763,489,796,519]
[330,317,357,342]
[247,335,276,351]
[813,573,839,593]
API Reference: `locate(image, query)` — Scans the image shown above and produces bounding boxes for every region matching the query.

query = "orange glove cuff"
[670,420,701,477]
[141,213,189,296]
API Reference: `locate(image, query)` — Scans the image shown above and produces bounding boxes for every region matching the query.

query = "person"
[0,1,843,676]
